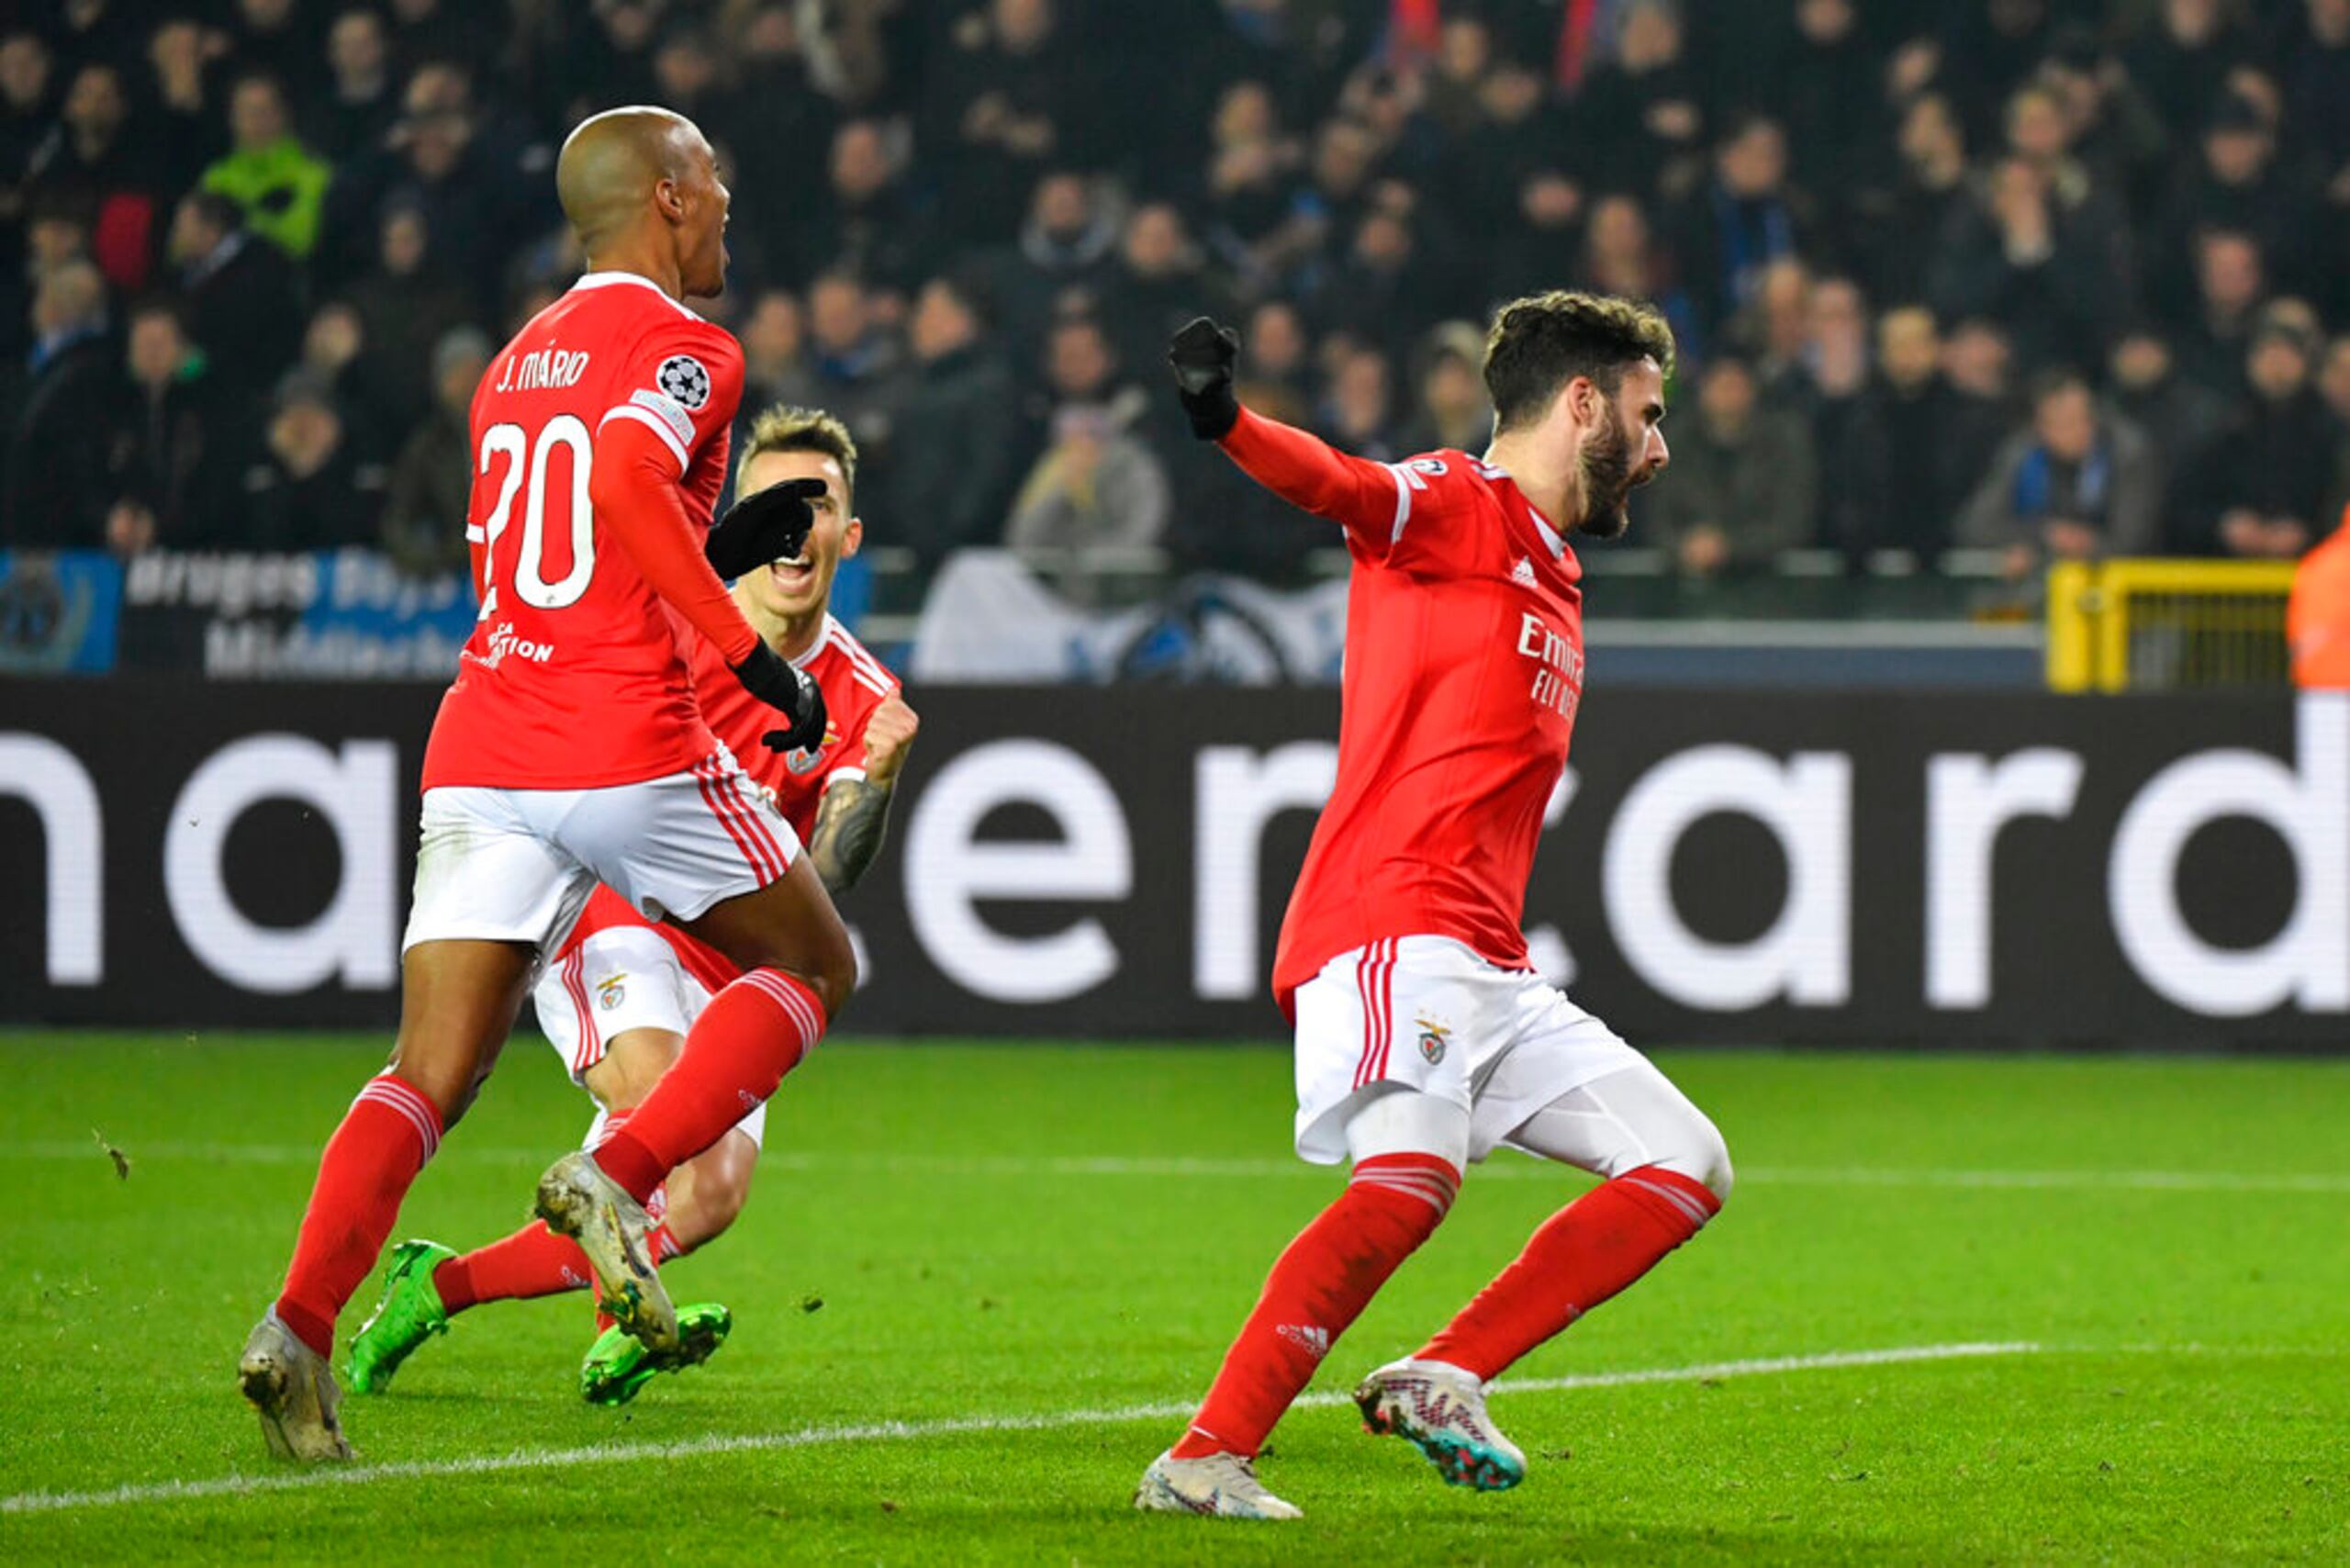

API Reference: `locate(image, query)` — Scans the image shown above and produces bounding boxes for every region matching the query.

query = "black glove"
[1168,316,1241,440]
[705,476,826,579]
[731,640,828,754]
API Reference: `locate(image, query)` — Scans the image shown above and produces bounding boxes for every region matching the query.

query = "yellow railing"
[2045,558,2298,691]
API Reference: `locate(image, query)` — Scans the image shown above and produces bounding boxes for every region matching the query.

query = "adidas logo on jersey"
[1510,555,1537,587]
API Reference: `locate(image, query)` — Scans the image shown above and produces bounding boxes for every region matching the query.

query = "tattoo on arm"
[808,778,894,895]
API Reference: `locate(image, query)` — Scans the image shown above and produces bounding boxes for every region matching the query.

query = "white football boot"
[238,1309,354,1462]
[1354,1357,1527,1491]
[533,1149,677,1353]
[1134,1449,1304,1519]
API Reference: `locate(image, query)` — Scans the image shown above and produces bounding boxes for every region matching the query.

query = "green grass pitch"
[2,1033,2345,1564]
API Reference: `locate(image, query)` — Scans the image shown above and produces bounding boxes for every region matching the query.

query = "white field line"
[9,1140,2350,1194]
[0,1341,2033,1518]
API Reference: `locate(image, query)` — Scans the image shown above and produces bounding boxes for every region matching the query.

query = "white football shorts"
[532,920,767,1150]
[402,748,802,959]
[1292,935,1645,1165]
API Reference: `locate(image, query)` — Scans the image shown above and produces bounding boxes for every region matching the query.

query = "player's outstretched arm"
[1167,317,1402,533]
[589,418,826,751]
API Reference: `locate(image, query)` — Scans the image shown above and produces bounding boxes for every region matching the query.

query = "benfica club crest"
[1416,1018,1450,1065]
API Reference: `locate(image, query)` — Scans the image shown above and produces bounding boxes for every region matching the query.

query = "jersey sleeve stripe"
[464,524,487,543]
[599,402,691,473]
[1382,465,1413,545]
[823,765,868,789]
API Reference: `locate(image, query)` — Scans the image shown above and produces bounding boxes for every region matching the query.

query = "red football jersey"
[559,613,903,995]
[422,272,746,791]
[1222,412,1586,1014]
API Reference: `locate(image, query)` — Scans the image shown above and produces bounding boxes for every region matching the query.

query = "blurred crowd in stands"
[6,0,2350,607]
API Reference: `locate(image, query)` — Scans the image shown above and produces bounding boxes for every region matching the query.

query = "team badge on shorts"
[655,354,711,410]
[597,972,628,1011]
[1416,1018,1449,1064]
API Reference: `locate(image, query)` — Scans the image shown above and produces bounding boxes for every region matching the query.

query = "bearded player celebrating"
[342,408,915,1407]
[1135,295,1733,1519]
[238,108,859,1462]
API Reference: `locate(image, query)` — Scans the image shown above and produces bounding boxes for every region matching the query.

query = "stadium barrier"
[2045,558,2298,692]
[3,680,2340,1047]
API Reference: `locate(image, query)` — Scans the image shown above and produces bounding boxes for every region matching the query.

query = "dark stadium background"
[1,0,2344,1050]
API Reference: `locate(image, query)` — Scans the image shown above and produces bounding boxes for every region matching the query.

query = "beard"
[1576,409,1637,539]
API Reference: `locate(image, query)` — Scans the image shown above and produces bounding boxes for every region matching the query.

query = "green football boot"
[580,1301,733,1406]
[345,1239,455,1394]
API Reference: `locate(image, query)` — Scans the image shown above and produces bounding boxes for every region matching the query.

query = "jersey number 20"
[476,416,595,618]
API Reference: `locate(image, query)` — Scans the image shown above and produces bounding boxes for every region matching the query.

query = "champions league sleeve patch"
[654,353,711,411]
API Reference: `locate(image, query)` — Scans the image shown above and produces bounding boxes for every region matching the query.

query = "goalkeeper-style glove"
[731,641,829,754]
[705,476,826,579]
[1168,317,1241,440]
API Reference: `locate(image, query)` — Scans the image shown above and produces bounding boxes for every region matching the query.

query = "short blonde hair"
[734,404,859,501]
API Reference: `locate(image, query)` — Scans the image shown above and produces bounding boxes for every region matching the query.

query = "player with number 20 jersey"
[239,106,856,1465]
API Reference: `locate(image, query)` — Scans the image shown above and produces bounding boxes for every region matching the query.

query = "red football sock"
[1416,1164,1721,1382]
[1170,1153,1460,1460]
[594,968,822,1203]
[434,1224,592,1316]
[274,1072,443,1358]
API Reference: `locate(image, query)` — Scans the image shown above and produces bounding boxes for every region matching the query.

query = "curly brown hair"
[735,403,860,502]
[1483,290,1677,433]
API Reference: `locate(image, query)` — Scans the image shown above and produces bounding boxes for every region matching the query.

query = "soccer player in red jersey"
[238,109,858,1462]
[341,407,915,1406]
[1135,296,1732,1518]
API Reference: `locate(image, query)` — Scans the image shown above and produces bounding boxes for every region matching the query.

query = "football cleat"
[534,1149,677,1354]
[345,1238,454,1394]
[580,1300,733,1406]
[1133,1449,1303,1519]
[1355,1358,1527,1492]
[239,1308,354,1462]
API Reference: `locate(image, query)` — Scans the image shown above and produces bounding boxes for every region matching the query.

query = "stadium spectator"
[929,0,1089,245]
[1317,342,1402,462]
[1931,150,2120,374]
[1673,114,1806,336]
[986,169,1118,350]
[311,8,401,162]
[791,118,936,297]
[2321,334,2350,515]
[1843,306,1970,561]
[1572,0,1705,205]
[380,323,487,577]
[241,368,386,551]
[104,297,244,552]
[169,188,301,417]
[1639,353,1818,577]
[26,61,161,295]
[145,18,228,196]
[2123,0,2255,137]
[873,273,1022,570]
[297,299,400,462]
[1770,0,1885,195]
[1096,202,1214,385]
[3,257,113,544]
[2280,0,2350,178]
[202,73,331,262]
[1958,370,2161,575]
[1578,194,1698,366]
[232,0,322,90]
[2106,325,2231,486]
[2177,227,2268,393]
[346,199,477,435]
[1395,322,1494,455]
[802,270,901,445]
[2151,92,2303,321]
[738,287,819,419]
[1004,402,1171,588]
[2180,318,2334,558]
[1802,276,1874,552]
[1853,90,1974,308]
